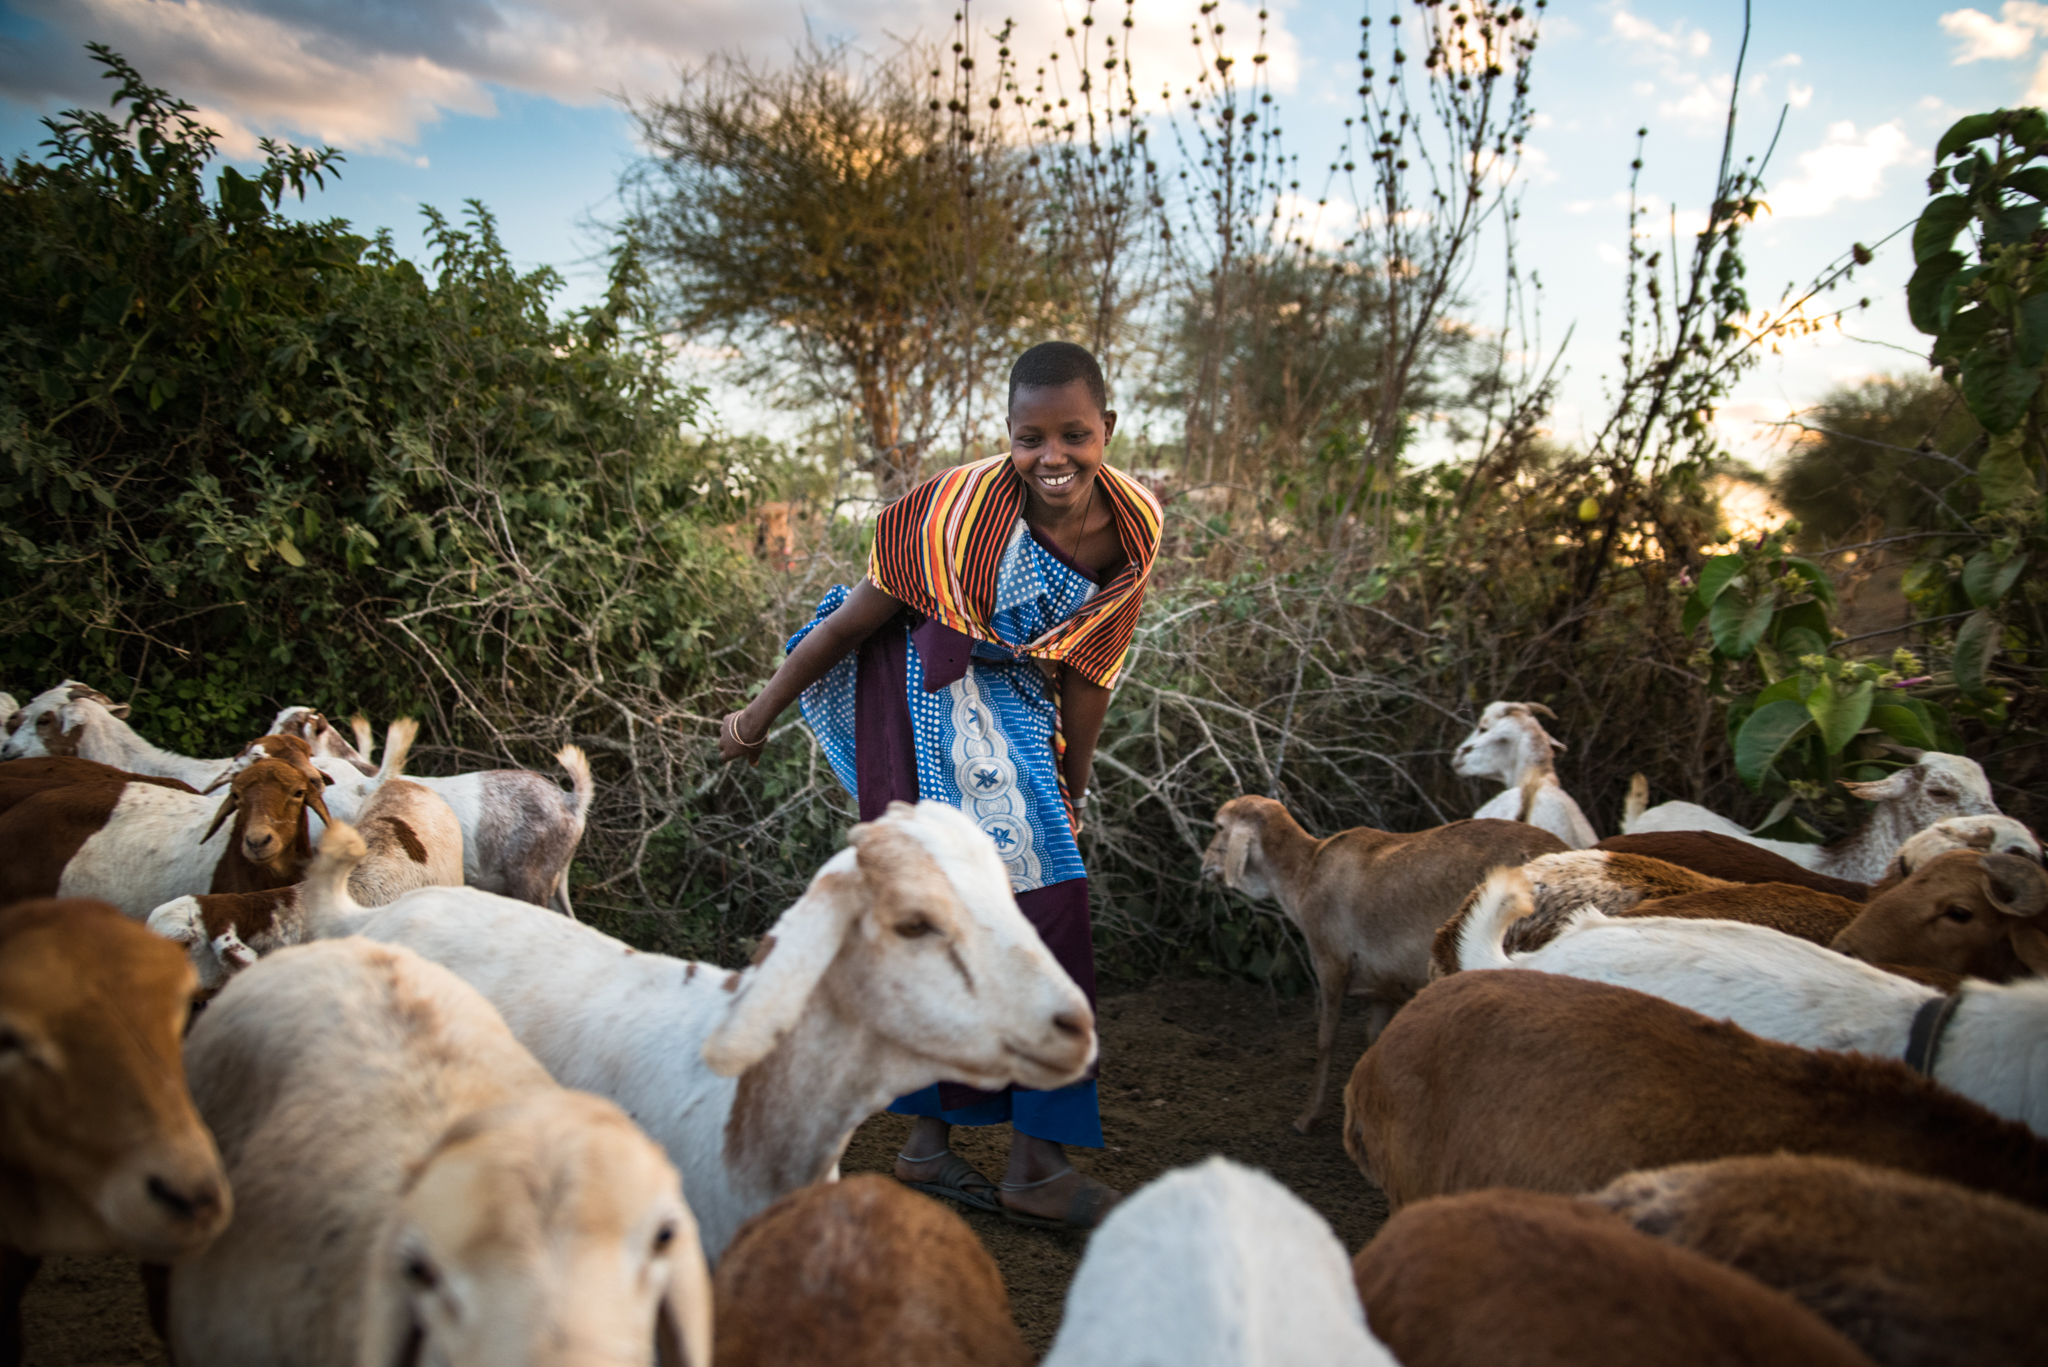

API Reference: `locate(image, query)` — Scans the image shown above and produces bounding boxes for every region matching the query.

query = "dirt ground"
[19,976,1387,1364]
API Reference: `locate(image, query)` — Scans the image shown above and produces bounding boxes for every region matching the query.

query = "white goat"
[1622,751,2002,884]
[1451,701,1598,848]
[170,937,710,1367]
[1458,866,2048,1134]
[267,704,377,775]
[1879,814,2042,886]
[1042,1158,1396,1367]
[303,801,1095,1262]
[0,683,244,788]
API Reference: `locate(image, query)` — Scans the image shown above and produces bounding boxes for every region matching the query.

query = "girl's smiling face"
[1007,381,1117,517]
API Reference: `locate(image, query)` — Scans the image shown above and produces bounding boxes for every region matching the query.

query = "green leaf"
[83,282,135,330]
[1868,702,1937,752]
[2008,166,2048,200]
[1694,554,1747,606]
[1961,549,2029,606]
[1913,194,1973,263]
[1959,349,2043,434]
[1749,794,1797,835]
[1807,676,1875,753]
[1753,675,1810,709]
[1988,201,2046,246]
[2017,293,2048,367]
[274,537,306,568]
[1977,430,2043,510]
[1952,609,2002,700]
[1908,251,1964,335]
[1937,113,2002,162]
[1776,626,1827,660]
[1735,699,1815,791]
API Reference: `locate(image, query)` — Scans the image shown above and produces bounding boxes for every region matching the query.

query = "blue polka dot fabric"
[791,521,1096,892]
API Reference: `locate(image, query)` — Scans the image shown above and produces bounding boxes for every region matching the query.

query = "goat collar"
[1904,990,1964,1078]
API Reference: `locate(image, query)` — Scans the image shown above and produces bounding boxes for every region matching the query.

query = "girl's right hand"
[720,711,768,766]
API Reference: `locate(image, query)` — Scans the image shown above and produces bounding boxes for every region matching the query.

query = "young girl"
[718,341,1160,1230]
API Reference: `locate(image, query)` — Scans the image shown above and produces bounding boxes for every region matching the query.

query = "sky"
[0,1,2037,466]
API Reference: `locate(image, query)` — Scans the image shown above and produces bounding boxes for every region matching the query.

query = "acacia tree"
[625,36,1050,496]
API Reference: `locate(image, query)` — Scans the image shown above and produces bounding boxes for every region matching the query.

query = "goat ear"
[1842,771,1914,801]
[213,930,259,970]
[201,792,240,844]
[303,783,334,828]
[1224,822,1251,888]
[2012,923,2048,976]
[1983,854,2048,918]
[701,866,865,1077]
[653,1217,714,1367]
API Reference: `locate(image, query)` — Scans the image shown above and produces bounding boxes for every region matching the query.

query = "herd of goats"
[1,683,2045,1366]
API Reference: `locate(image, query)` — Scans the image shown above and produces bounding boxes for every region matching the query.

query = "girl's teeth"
[1043,473,1074,486]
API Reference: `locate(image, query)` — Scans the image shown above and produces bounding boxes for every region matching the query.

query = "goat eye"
[1943,906,1973,924]
[403,1255,439,1291]
[0,1027,21,1055]
[652,1222,676,1255]
[894,918,938,939]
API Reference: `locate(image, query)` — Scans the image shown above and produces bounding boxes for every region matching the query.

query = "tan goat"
[1201,795,1567,1132]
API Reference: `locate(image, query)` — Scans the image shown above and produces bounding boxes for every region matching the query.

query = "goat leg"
[1296,958,1354,1135]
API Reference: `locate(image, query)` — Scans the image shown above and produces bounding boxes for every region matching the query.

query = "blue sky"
[1,1,2037,461]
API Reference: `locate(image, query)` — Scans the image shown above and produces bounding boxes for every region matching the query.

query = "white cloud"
[1788,81,1814,109]
[1610,8,1711,59]
[1768,120,1919,219]
[0,0,1304,158]
[1940,6,2040,62]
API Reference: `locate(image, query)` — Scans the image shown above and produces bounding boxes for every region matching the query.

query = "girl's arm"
[1057,665,1113,832]
[719,578,904,764]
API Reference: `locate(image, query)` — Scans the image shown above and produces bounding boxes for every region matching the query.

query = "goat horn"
[1523,702,1558,720]
[1983,854,2048,918]
[1878,741,1926,761]
[201,791,240,844]
[200,767,235,795]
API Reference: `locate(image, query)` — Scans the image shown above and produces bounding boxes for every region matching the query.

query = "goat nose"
[1052,1011,1086,1039]
[148,1174,224,1225]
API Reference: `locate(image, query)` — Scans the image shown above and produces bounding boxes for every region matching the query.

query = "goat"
[1043,1158,1395,1367]
[713,1175,1027,1367]
[150,777,464,990]
[2,899,230,1363]
[1451,701,1599,848]
[1873,814,2041,889]
[1352,1188,1875,1367]
[1342,970,2048,1211]
[1201,795,1568,1132]
[1593,1155,2048,1367]
[1430,843,2046,982]
[1832,850,2048,982]
[1620,752,2001,883]
[169,937,710,1367]
[0,756,330,917]
[1595,830,1872,899]
[0,684,244,790]
[217,718,595,916]
[1454,866,2048,1131]
[2,757,197,821]
[266,704,376,776]
[303,800,1095,1262]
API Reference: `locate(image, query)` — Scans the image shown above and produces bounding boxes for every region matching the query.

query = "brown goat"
[1597,830,1872,899]
[1831,850,2048,981]
[1,899,230,1362]
[1352,1188,1876,1367]
[1202,796,1567,1132]
[1342,971,2048,1212]
[713,1176,1028,1367]
[1593,1155,2048,1367]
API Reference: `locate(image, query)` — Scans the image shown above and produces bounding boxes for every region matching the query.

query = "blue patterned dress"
[789,518,1105,1143]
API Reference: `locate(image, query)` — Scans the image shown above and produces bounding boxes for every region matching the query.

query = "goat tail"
[1622,772,1649,828]
[304,820,370,934]
[373,718,419,783]
[1456,866,1535,972]
[349,714,376,763]
[556,744,594,828]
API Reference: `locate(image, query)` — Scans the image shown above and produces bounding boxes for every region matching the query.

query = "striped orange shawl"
[868,456,1163,689]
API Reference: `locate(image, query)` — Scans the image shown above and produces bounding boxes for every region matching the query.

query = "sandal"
[999,1166,1121,1231]
[896,1149,1003,1215]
